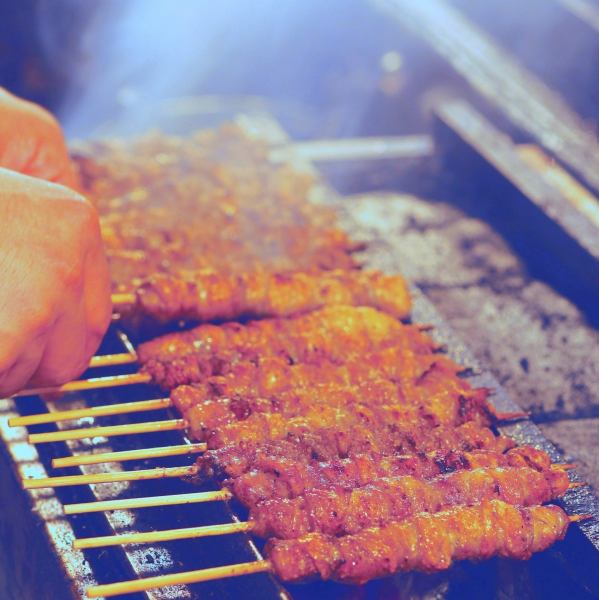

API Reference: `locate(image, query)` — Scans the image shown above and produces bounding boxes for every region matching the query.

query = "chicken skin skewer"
[172,354,499,440]
[266,500,570,583]
[138,306,437,389]
[225,446,556,506]
[201,421,515,479]
[250,465,570,538]
[122,269,411,324]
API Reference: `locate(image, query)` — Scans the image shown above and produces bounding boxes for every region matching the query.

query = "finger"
[0,333,46,396]
[82,221,112,358]
[27,295,88,388]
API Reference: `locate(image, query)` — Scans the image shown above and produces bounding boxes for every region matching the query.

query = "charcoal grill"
[3,1,599,598]
[0,111,598,600]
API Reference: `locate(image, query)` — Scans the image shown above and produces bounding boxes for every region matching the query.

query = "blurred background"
[2,0,597,140]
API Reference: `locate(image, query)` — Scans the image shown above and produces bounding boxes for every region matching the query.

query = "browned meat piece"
[185,346,451,402]
[199,421,515,479]
[251,466,569,538]
[227,446,555,506]
[266,500,570,582]
[171,352,490,440]
[131,269,411,324]
[205,397,495,451]
[74,125,360,292]
[139,306,437,389]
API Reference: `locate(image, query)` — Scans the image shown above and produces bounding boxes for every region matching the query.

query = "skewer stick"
[52,442,205,468]
[22,465,198,489]
[14,372,152,397]
[111,292,136,308]
[88,353,137,368]
[74,520,252,549]
[87,512,591,598]
[570,514,593,523]
[86,560,272,598]
[28,418,186,444]
[64,489,232,515]
[568,482,587,490]
[9,397,172,427]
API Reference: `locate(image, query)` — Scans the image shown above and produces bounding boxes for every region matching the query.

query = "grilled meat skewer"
[226,446,556,506]
[201,421,515,478]
[127,269,411,324]
[172,354,496,440]
[138,306,436,389]
[266,500,570,582]
[251,465,569,538]
[205,400,494,450]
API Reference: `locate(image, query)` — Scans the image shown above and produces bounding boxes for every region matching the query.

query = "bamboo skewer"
[52,442,205,468]
[85,512,591,597]
[22,465,198,489]
[88,353,137,368]
[75,520,252,549]
[86,560,272,598]
[111,292,136,308]
[72,482,587,547]
[9,397,172,427]
[64,464,577,513]
[64,489,232,515]
[14,372,152,397]
[28,418,186,444]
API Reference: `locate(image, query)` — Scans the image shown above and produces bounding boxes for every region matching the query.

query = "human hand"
[0,168,111,395]
[0,87,77,188]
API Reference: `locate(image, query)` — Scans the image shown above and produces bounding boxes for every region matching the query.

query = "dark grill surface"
[2,1,599,596]
[2,178,599,599]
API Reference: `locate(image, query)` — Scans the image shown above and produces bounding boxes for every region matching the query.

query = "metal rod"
[269,135,434,163]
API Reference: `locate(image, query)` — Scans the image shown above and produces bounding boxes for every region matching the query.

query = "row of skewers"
[11,270,588,594]
[9,126,590,598]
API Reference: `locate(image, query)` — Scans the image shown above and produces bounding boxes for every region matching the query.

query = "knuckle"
[24,303,56,337]
[43,360,87,387]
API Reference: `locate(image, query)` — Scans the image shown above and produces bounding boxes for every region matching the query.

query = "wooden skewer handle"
[10,397,172,427]
[22,465,198,489]
[111,292,136,307]
[64,489,231,515]
[28,418,185,444]
[75,521,253,549]
[14,372,152,398]
[52,442,205,468]
[86,560,272,598]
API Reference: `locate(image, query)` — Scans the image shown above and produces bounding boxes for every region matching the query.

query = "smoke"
[37,0,318,137]
[35,0,396,140]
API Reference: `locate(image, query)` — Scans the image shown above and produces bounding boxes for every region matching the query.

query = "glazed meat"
[74,125,359,292]
[128,269,411,324]
[251,465,569,538]
[226,446,555,506]
[200,421,515,478]
[139,306,437,389]
[171,352,495,440]
[266,500,570,583]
